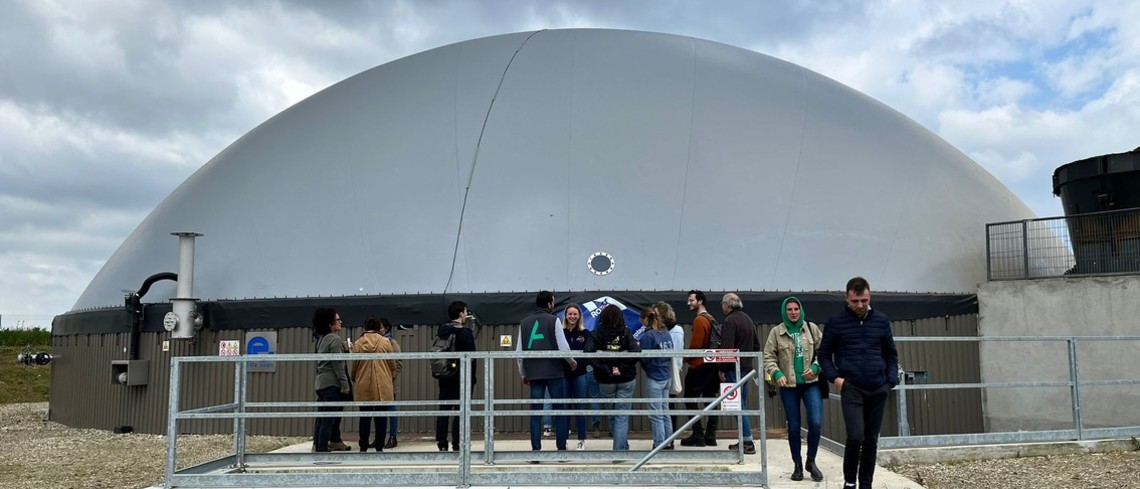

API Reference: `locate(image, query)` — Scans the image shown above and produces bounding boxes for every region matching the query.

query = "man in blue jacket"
[817,277,898,489]
[517,291,577,458]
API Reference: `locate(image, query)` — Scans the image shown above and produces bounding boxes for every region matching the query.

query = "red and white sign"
[720,383,741,411]
[703,348,740,363]
[218,340,240,357]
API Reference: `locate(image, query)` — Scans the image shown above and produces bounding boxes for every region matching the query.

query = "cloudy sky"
[1,0,1138,323]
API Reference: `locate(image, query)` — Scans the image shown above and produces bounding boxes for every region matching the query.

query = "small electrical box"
[111,360,150,386]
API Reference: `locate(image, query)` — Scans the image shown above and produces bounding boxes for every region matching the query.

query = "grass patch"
[0,344,52,404]
[0,328,51,347]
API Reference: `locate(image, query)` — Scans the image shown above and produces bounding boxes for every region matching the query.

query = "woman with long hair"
[638,306,674,449]
[562,304,591,450]
[584,305,641,452]
[763,297,824,481]
[655,301,684,449]
[312,307,351,452]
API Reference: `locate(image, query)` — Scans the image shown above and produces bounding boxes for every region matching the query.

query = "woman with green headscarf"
[763,297,825,482]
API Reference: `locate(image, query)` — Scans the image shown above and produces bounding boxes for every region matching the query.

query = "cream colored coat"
[762,321,823,388]
[350,332,401,402]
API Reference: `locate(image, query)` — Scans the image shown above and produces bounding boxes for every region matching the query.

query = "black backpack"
[701,312,724,349]
[429,333,458,380]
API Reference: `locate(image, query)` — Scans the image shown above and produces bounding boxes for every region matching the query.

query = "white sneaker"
[542,427,553,437]
[576,440,586,451]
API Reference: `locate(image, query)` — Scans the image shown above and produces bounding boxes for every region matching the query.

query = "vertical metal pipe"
[1068,338,1083,440]
[164,358,182,488]
[235,357,248,468]
[458,352,470,487]
[1021,220,1030,279]
[483,354,495,465]
[735,358,743,463]
[757,351,768,488]
[170,232,203,339]
[897,366,911,437]
[985,224,993,280]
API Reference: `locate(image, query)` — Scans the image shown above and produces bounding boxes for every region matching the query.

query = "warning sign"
[500,335,513,349]
[703,348,740,363]
[218,340,240,357]
[720,383,741,411]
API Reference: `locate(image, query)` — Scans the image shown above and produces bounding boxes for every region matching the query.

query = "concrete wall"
[978,275,1140,432]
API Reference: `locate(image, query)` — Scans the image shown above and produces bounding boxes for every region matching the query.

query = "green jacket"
[314,332,350,392]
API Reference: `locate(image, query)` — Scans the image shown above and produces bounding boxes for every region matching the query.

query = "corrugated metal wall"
[50,315,982,439]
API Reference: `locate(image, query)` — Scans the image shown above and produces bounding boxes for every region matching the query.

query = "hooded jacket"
[350,331,401,402]
[584,323,641,384]
[763,297,822,388]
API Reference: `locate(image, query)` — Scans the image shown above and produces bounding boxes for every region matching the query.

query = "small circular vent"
[587,252,615,276]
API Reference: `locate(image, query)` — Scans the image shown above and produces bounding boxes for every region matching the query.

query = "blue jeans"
[529,378,568,450]
[726,370,753,442]
[567,373,590,441]
[599,379,636,450]
[645,376,672,447]
[779,382,823,463]
[387,408,399,438]
[586,369,602,427]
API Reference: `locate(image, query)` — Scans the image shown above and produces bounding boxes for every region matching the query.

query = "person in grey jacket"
[517,291,576,455]
[312,307,351,452]
[719,292,760,454]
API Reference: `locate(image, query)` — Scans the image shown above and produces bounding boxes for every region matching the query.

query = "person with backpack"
[764,297,825,481]
[517,291,577,459]
[719,292,760,455]
[680,290,720,447]
[584,304,641,453]
[434,301,477,452]
[350,316,401,452]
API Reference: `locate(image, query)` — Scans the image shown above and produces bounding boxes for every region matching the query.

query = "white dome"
[72,29,1032,311]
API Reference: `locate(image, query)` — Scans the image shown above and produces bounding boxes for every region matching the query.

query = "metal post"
[985,224,993,280]
[735,358,743,463]
[458,352,471,488]
[1021,220,1030,278]
[164,359,181,489]
[234,357,248,468]
[757,351,768,488]
[483,353,495,465]
[1068,338,1083,440]
[897,366,910,437]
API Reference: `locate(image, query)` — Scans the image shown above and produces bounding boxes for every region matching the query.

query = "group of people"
[310,310,403,453]
[311,276,898,489]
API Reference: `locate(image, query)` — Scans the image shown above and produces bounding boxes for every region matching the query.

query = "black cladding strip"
[52,290,977,336]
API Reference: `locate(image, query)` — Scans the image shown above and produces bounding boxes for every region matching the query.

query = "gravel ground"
[0,402,305,489]
[891,449,1140,489]
[4,402,1139,488]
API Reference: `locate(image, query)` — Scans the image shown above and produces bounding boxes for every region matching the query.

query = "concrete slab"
[153,435,924,488]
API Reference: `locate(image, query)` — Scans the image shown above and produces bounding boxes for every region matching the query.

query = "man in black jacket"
[718,292,760,455]
[436,301,477,452]
[817,277,898,489]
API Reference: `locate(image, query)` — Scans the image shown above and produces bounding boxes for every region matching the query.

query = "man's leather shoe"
[791,462,803,481]
[679,435,705,447]
[328,441,351,451]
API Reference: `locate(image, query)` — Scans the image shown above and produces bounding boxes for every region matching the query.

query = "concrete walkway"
[155,435,924,488]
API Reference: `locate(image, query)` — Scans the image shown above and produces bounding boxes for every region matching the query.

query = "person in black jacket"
[435,301,477,452]
[817,277,899,489]
[517,291,576,456]
[584,304,641,452]
[719,292,760,454]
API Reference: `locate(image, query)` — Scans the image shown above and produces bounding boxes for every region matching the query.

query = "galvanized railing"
[165,349,767,488]
[986,207,1140,280]
[878,335,1140,449]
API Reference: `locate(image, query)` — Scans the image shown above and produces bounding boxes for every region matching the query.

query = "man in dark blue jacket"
[817,277,898,489]
[517,291,576,458]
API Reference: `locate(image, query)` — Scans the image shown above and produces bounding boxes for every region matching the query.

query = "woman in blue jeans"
[763,297,824,482]
[584,305,641,452]
[563,304,592,450]
[638,306,674,449]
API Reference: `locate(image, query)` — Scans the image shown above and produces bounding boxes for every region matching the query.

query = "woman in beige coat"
[763,297,824,482]
[351,316,402,452]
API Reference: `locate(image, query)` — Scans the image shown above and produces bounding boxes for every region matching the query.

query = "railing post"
[483,352,495,465]
[1068,338,1083,440]
[897,366,910,437]
[985,223,993,280]
[458,352,471,487]
[233,356,248,469]
[1021,220,1030,279]
[164,358,181,489]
